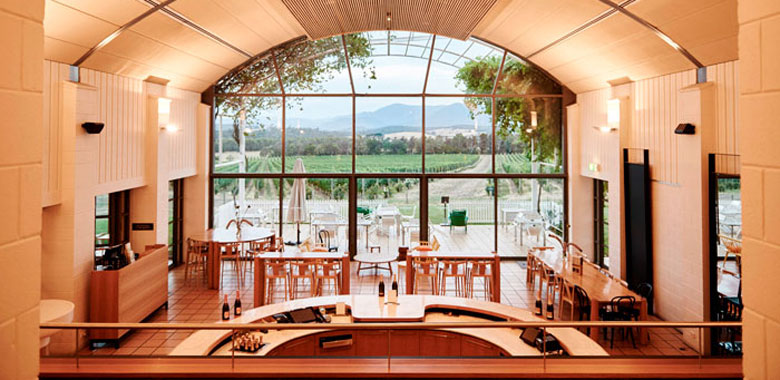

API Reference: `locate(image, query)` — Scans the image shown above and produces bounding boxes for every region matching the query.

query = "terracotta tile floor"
[75,260,702,357]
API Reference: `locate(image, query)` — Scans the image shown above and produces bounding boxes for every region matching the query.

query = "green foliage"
[456,56,562,165]
[215,34,374,144]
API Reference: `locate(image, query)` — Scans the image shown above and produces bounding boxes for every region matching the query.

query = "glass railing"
[40,320,742,377]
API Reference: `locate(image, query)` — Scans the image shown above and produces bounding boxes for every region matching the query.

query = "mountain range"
[220,102,492,134]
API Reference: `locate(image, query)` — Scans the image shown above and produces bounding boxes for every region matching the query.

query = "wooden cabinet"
[89,245,168,346]
[420,331,461,357]
[269,336,316,356]
[390,330,420,356]
[461,336,502,357]
[267,329,504,358]
[355,330,389,356]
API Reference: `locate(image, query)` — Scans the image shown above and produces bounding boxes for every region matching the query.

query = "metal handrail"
[41,321,741,330]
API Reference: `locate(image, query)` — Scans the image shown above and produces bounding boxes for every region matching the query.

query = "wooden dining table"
[530,248,649,343]
[405,251,501,303]
[189,227,275,290]
[253,251,350,306]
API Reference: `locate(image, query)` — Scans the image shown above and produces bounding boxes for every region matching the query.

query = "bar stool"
[412,256,439,295]
[468,259,493,300]
[314,259,341,296]
[184,238,209,283]
[289,260,315,299]
[246,238,271,277]
[219,242,244,288]
[265,259,290,304]
[439,259,468,297]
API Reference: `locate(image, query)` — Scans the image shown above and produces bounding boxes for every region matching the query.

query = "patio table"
[189,227,275,290]
[253,251,350,306]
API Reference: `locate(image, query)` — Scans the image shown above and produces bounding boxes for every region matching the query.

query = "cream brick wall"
[738,1,780,378]
[0,1,44,379]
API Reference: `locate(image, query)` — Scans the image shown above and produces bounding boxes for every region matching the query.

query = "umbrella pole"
[297,222,301,245]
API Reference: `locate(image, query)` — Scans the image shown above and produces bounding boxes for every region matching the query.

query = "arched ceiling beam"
[141,0,252,58]
[527,0,637,59]
[73,0,252,68]
[72,0,178,66]
[595,0,704,68]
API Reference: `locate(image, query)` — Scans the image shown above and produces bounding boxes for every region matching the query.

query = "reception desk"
[172,295,607,357]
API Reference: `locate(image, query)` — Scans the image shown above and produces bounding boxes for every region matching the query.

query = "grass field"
[215,153,480,174]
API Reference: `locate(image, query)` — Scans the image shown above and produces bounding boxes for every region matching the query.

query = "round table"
[354,252,398,275]
[190,227,275,289]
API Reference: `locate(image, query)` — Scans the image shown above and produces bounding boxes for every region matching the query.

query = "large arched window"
[211,31,566,256]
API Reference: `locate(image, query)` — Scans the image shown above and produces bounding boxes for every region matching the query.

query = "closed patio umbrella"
[286,158,307,245]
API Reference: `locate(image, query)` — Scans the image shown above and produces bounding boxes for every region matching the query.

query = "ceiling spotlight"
[386,12,391,22]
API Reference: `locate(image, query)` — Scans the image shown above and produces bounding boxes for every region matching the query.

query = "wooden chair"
[289,260,315,299]
[468,259,493,300]
[219,242,244,288]
[719,234,742,275]
[572,285,591,335]
[246,238,271,277]
[265,259,290,304]
[184,238,209,283]
[558,277,575,319]
[314,259,341,296]
[540,262,557,319]
[412,256,439,295]
[439,259,468,297]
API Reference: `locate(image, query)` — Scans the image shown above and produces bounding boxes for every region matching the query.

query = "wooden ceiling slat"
[281,0,497,40]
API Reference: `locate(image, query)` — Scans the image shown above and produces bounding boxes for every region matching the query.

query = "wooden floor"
[64,261,706,358]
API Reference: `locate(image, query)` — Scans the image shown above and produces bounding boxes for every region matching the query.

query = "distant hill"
[291,102,491,133]
[217,102,492,135]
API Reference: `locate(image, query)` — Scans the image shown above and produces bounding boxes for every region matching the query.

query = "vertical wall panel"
[707,61,740,156]
[80,67,147,193]
[166,87,199,179]
[42,60,72,206]
[629,69,697,184]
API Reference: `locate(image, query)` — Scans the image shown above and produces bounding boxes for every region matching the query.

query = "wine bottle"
[222,294,230,321]
[389,274,399,303]
[379,280,385,297]
[234,290,242,317]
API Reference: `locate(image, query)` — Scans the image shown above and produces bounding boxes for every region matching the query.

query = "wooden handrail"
[41,320,741,330]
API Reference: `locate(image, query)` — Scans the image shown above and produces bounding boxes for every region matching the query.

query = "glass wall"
[210,31,566,255]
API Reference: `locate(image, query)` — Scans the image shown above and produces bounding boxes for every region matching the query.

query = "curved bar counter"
[172,295,607,357]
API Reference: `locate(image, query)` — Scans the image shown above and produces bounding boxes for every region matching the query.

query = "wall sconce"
[593,98,621,133]
[588,162,601,172]
[158,98,176,132]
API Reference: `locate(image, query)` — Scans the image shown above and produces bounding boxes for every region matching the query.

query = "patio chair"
[449,209,468,233]
[318,229,338,252]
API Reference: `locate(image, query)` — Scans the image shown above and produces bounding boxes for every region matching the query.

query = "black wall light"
[82,122,104,134]
[674,123,695,135]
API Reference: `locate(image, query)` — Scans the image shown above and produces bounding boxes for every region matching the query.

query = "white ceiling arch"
[43,0,737,93]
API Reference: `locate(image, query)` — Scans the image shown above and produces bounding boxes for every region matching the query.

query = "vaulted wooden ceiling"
[43,0,738,93]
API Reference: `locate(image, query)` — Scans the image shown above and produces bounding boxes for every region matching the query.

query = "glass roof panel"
[216,32,561,97]
[276,36,353,94]
[425,39,503,94]
[348,32,431,94]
